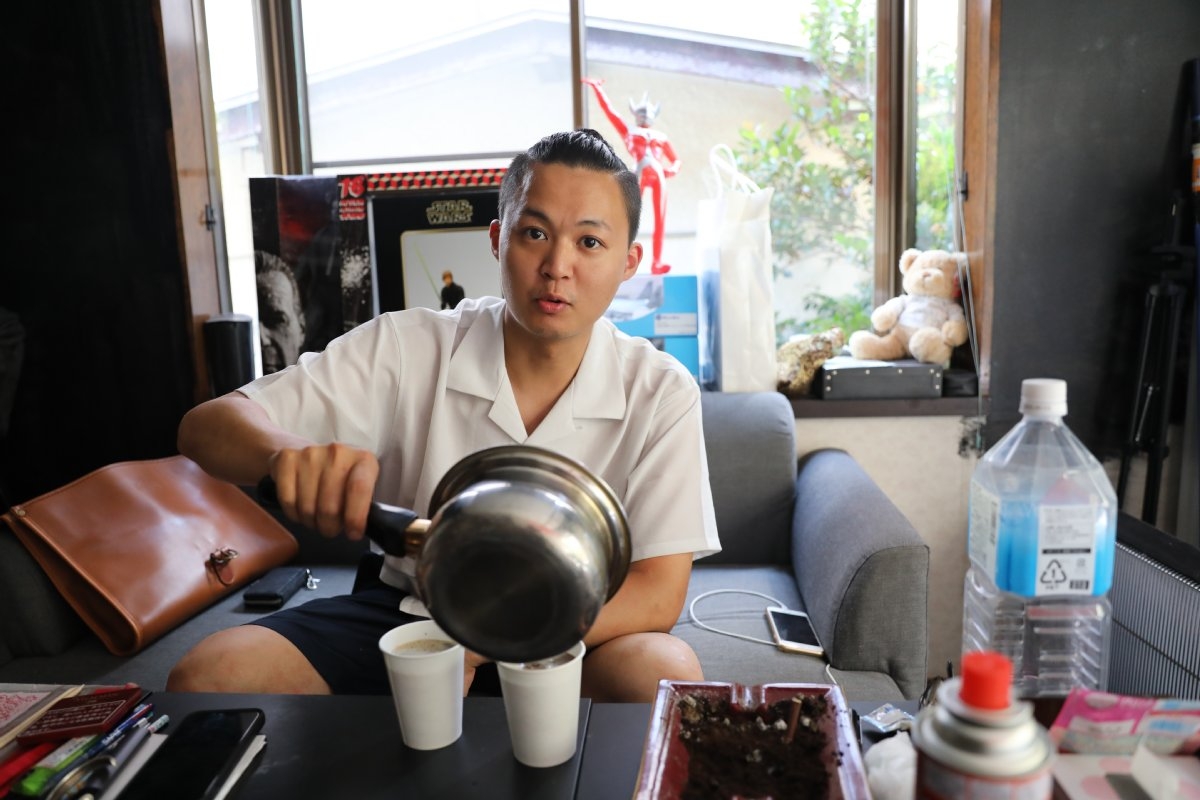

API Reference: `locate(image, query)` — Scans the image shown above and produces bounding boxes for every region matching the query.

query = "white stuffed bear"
[848,248,968,365]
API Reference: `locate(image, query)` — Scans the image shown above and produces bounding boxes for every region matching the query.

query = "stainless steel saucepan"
[259,445,631,663]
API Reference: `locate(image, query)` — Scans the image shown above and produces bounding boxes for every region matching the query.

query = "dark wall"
[0,3,195,507]
[988,0,1199,454]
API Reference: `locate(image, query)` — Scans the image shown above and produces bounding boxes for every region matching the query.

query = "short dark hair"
[498,129,641,244]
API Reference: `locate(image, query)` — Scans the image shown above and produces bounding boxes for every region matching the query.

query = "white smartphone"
[765,606,825,657]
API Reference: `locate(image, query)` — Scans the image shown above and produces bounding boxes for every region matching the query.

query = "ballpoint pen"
[81,714,170,798]
[14,703,153,799]
[42,713,168,800]
[109,714,169,777]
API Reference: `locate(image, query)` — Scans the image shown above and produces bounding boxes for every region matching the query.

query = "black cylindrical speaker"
[203,313,254,397]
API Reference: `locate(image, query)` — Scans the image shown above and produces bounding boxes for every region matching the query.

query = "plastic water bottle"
[962,378,1116,697]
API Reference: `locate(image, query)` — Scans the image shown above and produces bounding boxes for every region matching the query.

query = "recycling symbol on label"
[1040,559,1068,588]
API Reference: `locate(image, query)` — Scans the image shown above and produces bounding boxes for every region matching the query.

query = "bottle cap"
[1019,378,1067,416]
[959,651,1012,710]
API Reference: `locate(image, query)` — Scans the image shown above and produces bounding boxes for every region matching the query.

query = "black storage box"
[817,356,943,399]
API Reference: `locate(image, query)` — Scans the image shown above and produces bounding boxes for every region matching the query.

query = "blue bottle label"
[972,482,1107,596]
[1033,504,1098,596]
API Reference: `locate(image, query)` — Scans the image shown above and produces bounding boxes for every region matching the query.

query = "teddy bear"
[776,327,845,397]
[848,248,968,365]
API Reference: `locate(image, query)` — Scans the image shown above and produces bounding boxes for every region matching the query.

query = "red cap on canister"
[959,651,1012,710]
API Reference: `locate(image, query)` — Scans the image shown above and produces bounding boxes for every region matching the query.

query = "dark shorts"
[250,553,501,696]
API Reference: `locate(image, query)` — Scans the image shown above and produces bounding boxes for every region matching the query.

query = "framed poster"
[348,170,505,313]
[250,169,505,373]
[399,228,500,310]
[249,175,344,374]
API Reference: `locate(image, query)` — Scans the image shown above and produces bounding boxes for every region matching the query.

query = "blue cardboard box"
[605,275,699,378]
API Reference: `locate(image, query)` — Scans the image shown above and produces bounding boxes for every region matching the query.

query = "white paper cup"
[378,620,464,750]
[497,640,586,768]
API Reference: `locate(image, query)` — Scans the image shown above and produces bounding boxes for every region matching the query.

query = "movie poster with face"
[250,169,505,374]
[250,176,346,374]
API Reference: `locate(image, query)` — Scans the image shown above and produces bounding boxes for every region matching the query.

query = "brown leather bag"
[1,455,298,656]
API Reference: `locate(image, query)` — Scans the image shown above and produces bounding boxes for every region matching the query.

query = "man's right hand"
[267,443,380,541]
[179,393,381,541]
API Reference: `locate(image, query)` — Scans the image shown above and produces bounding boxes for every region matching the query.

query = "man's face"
[491,162,641,348]
[257,270,304,373]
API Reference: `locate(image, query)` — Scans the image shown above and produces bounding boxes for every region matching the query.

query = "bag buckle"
[208,546,240,586]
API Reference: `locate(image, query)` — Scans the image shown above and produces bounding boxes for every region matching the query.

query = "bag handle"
[709,144,762,196]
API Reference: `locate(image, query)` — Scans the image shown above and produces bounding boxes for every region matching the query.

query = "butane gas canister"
[911,651,1055,799]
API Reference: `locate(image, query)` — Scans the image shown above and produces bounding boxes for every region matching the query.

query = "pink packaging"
[1049,688,1200,755]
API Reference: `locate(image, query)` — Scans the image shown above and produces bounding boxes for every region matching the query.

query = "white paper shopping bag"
[696,145,776,392]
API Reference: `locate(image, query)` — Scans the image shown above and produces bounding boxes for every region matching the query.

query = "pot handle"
[255,476,428,557]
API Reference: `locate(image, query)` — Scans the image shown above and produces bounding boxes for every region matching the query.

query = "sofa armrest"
[791,449,929,699]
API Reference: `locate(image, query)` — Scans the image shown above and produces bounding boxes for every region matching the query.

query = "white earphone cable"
[686,588,787,647]
[686,588,841,689]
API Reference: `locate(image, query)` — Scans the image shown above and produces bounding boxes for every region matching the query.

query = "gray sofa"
[0,391,929,701]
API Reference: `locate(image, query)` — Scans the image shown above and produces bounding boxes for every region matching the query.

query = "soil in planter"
[677,693,836,800]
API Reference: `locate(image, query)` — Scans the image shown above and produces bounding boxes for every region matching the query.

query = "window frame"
[179,0,990,399]
[959,0,996,397]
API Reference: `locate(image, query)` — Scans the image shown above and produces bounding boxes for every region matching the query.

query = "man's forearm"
[583,554,691,647]
[177,393,310,486]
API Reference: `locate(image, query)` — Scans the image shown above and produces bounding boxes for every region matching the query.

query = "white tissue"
[864,731,916,800]
[1130,742,1182,799]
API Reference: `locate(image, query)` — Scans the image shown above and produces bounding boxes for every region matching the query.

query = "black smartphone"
[243,567,309,609]
[765,606,825,657]
[115,708,265,800]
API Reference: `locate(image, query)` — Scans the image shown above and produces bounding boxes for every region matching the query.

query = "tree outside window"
[734,0,958,345]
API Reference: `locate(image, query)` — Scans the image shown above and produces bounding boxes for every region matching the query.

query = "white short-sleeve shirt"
[242,296,720,611]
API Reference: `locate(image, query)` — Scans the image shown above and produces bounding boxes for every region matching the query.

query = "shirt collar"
[445,301,506,400]
[571,319,627,420]
[445,303,627,425]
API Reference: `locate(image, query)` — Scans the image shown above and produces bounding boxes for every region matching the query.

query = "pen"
[80,702,155,763]
[43,714,169,800]
[24,704,154,799]
[77,715,170,800]
[103,715,163,778]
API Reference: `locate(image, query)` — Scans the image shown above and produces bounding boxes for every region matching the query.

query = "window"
[206,0,272,375]
[299,1,574,168]
[913,0,959,253]
[202,0,960,363]
[582,0,878,342]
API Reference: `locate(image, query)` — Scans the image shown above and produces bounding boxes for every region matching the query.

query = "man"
[168,129,720,703]
[254,251,306,374]
[440,270,465,309]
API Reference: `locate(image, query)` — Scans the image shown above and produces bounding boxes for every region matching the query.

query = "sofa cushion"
[698,391,797,566]
[0,564,360,689]
[672,565,904,701]
[0,523,86,658]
